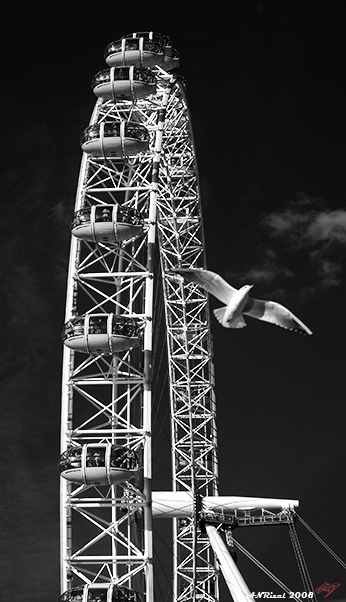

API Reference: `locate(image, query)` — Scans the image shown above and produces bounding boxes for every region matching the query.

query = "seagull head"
[241,285,253,293]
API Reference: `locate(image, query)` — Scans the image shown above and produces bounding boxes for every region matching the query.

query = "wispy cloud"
[226,193,346,302]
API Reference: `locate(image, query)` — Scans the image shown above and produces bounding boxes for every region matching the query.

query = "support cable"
[232,536,301,602]
[296,514,346,570]
[287,521,317,602]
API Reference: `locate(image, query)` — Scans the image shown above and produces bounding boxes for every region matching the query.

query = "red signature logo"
[315,583,341,598]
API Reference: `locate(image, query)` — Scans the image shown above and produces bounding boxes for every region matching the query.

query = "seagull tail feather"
[213,307,227,325]
[213,307,247,329]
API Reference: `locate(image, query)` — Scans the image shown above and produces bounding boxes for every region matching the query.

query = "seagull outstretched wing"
[244,298,313,335]
[173,268,236,305]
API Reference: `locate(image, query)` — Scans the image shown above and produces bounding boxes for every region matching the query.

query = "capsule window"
[59,447,82,472]
[81,121,149,146]
[80,126,94,146]
[125,38,140,51]
[117,206,142,225]
[115,67,130,80]
[108,41,122,54]
[112,316,139,337]
[142,39,158,53]
[89,316,108,335]
[124,123,149,141]
[59,444,139,475]
[94,205,112,222]
[110,446,138,470]
[60,588,108,601]
[60,585,141,602]
[71,208,91,228]
[91,69,111,87]
[63,314,143,353]
[103,122,120,138]
[63,317,84,340]
[104,32,178,69]
[88,125,99,139]
[72,205,142,227]
[133,67,155,84]
[86,446,106,468]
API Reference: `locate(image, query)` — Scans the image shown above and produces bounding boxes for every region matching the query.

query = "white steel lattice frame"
[61,65,219,602]
[156,81,219,602]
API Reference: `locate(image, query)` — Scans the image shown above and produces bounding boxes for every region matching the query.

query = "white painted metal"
[151,492,298,518]
[61,33,219,602]
[206,525,254,602]
[60,67,175,601]
[156,79,219,602]
[60,32,304,602]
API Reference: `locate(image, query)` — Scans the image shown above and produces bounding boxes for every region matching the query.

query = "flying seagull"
[173,268,313,335]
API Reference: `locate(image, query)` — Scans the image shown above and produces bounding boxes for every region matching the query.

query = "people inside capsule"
[105,40,122,55]
[82,124,100,142]
[100,207,111,221]
[80,122,149,147]
[71,205,143,230]
[126,38,139,51]
[140,32,177,54]
[59,445,139,473]
[63,315,142,342]
[135,68,156,83]
[104,31,177,60]
[60,585,142,602]
[59,588,85,601]
[118,206,143,225]
[59,448,81,472]
[63,317,84,340]
[110,445,139,470]
[111,316,140,338]
[91,65,157,104]
[89,316,107,335]
[92,66,155,87]
[123,122,149,141]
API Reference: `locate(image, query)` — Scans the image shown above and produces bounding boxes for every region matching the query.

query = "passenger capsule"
[62,314,142,354]
[92,66,156,101]
[71,204,144,244]
[59,444,139,485]
[104,31,179,70]
[80,121,149,157]
[59,583,142,602]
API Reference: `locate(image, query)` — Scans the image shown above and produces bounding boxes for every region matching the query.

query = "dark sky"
[1,1,346,600]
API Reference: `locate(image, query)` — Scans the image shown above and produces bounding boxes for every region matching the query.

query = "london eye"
[59,31,343,602]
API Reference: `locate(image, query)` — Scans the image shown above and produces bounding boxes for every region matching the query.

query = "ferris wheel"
[59,32,301,602]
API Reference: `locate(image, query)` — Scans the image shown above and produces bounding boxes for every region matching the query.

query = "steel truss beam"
[157,80,219,602]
